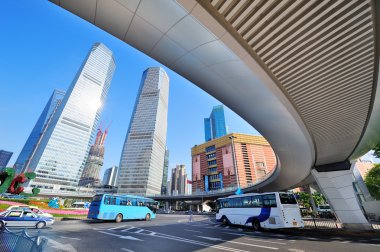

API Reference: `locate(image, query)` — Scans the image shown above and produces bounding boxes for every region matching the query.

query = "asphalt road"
[11,215,380,252]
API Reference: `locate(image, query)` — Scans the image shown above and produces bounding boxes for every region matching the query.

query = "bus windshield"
[279,193,297,204]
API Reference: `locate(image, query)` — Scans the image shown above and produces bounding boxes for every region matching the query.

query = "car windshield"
[279,193,298,204]
[319,206,330,209]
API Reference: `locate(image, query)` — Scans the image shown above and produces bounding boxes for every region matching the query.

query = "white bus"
[216,192,304,230]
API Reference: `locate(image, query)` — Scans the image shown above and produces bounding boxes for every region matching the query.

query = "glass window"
[279,193,297,205]
[242,197,252,207]
[252,195,263,207]
[23,212,35,218]
[8,211,22,217]
[263,194,277,207]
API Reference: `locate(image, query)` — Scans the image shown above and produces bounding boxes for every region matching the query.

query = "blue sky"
[0,0,259,179]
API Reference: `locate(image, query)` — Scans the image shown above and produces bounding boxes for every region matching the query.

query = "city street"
[12,215,380,252]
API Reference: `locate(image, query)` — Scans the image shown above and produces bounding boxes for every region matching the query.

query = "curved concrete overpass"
[50,0,379,194]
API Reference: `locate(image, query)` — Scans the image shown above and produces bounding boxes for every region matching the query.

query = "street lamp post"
[229,135,240,190]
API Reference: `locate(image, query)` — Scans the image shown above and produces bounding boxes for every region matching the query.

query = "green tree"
[365,164,380,200]
[295,192,311,208]
[312,192,327,206]
[373,144,380,159]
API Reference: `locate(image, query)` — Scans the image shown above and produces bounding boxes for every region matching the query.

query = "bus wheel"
[115,214,123,223]
[221,216,228,226]
[252,219,261,231]
[145,213,151,221]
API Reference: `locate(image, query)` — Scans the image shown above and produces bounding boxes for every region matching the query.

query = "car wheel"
[145,213,151,221]
[115,214,123,223]
[252,219,261,231]
[36,221,45,229]
[221,216,228,226]
[0,221,5,229]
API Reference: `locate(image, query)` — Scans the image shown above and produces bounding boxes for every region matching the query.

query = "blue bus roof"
[96,194,154,201]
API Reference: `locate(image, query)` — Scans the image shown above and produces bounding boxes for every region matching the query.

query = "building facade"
[0,150,13,167]
[79,128,108,186]
[118,67,169,196]
[26,43,115,193]
[161,149,169,195]
[192,133,276,192]
[102,165,119,187]
[204,105,227,141]
[170,164,188,195]
[14,89,66,174]
[355,158,375,179]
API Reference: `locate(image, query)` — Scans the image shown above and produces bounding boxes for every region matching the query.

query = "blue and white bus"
[216,192,304,230]
[87,194,158,222]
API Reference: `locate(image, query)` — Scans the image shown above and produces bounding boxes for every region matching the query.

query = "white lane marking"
[121,248,134,252]
[222,232,245,236]
[340,241,350,244]
[121,227,136,232]
[59,236,81,241]
[197,236,278,250]
[98,231,143,241]
[288,249,304,252]
[135,229,143,233]
[45,238,77,252]
[244,238,287,245]
[366,244,380,247]
[119,228,251,252]
[108,225,129,230]
[184,229,203,233]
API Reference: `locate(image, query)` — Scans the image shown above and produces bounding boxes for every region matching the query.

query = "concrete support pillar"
[311,168,372,230]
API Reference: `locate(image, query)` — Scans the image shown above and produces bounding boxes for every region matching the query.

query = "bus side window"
[132,199,137,206]
[252,195,263,207]
[104,196,111,205]
[120,198,127,205]
[243,197,251,207]
[263,194,277,207]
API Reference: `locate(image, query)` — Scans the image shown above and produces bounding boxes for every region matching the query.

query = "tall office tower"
[118,67,169,196]
[204,105,227,141]
[26,43,115,193]
[170,164,187,195]
[161,149,169,195]
[14,89,66,174]
[102,165,119,187]
[79,128,108,186]
[0,150,13,167]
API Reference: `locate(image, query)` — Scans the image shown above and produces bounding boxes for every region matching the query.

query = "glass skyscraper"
[14,89,66,174]
[26,43,115,193]
[161,149,169,195]
[0,150,13,168]
[118,67,169,196]
[102,165,119,187]
[204,105,227,141]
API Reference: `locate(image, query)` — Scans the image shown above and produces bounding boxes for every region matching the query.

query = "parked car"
[0,210,54,229]
[316,205,334,218]
[7,205,53,218]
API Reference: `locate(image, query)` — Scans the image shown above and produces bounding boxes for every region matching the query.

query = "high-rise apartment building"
[161,149,169,195]
[79,128,108,186]
[0,150,13,167]
[102,165,119,187]
[26,43,115,193]
[14,89,66,174]
[170,164,188,195]
[204,105,227,141]
[192,133,276,192]
[118,67,169,196]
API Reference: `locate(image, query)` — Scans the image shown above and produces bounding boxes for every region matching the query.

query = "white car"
[7,205,53,218]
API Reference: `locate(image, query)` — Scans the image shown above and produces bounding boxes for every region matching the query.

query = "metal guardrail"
[0,226,47,252]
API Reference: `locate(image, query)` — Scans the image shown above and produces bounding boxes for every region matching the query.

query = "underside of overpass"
[50,0,380,229]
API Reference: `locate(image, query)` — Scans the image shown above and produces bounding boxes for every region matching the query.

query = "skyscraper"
[118,67,169,196]
[102,165,119,187]
[0,150,13,168]
[26,43,115,193]
[170,164,188,195]
[161,149,169,195]
[14,89,66,174]
[204,105,227,141]
[79,127,108,186]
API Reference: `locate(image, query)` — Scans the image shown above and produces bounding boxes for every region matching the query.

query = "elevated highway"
[50,0,380,229]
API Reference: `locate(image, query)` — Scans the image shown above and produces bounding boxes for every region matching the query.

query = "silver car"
[0,210,55,229]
